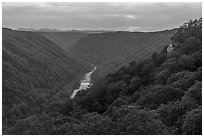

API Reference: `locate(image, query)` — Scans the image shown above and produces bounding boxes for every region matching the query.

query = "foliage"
[171,18,202,44]
[69,29,176,74]
[3,18,202,135]
[129,76,141,90]
[177,37,202,55]
[137,85,184,109]
[166,71,197,91]
[2,28,88,133]
[182,106,202,135]
[103,98,128,117]
[114,106,170,135]
[157,99,198,132]
[155,69,170,85]
[185,81,202,105]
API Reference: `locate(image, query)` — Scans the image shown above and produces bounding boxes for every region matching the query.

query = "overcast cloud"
[2,2,202,31]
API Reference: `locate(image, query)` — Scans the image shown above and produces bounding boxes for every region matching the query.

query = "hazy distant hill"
[39,30,114,51]
[2,28,89,126]
[39,31,88,51]
[69,29,177,74]
[17,28,61,32]
[17,28,115,51]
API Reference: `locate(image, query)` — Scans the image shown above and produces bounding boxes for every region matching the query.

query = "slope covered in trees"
[2,28,90,132]
[39,31,88,51]
[69,29,177,74]
[71,18,202,135]
[3,18,202,135]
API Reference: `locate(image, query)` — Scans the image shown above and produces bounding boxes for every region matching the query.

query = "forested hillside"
[69,29,177,74]
[3,18,202,135]
[39,31,88,51]
[72,18,202,135]
[2,28,89,133]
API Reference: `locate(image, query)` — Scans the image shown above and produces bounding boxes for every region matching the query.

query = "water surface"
[71,67,96,98]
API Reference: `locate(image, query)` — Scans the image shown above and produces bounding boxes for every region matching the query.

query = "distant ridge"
[17,28,61,32]
[17,28,38,31]
[16,27,114,33]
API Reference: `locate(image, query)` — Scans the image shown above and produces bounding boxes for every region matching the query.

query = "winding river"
[70,67,97,99]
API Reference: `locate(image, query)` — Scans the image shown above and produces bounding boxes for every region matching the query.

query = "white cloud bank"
[2,2,202,31]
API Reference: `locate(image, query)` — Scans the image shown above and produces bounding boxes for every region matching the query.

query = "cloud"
[105,14,138,20]
[2,2,202,31]
[127,26,141,32]
[124,15,136,19]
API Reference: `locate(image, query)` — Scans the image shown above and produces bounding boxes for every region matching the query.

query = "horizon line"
[2,26,178,33]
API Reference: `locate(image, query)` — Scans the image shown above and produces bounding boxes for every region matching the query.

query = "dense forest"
[2,28,90,134]
[69,29,176,75]
[3,18,202,135]
[39,31,88,51]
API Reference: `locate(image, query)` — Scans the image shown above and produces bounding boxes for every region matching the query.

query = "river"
[70,66,97,99]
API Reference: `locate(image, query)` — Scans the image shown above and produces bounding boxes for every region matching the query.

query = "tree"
[185,81,202,105]
[177,37,201,55]
[155,69,170,85]
[121,74,131,84]
[191,51,202,68]
[171,18,202,44]
[115,107,170,134]
[79,112,116,134]
[6,115,39,135]
[103,98,128,118]
[151,52,157,61]
[69,107,88,120]
[177,55,197,71]
[160,58,181,74]
[129,76,141,91]
[157,99,198,134]
[137,85,184,109]
[58,99,75,115]
[128,61,138,72]
[154,52,167,67]
[106,82,125,103]
[166,71,196,91]
[130,92,141,103]
[182,106,202,135]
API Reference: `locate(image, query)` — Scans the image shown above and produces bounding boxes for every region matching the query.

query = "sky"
[2,2,202,32]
